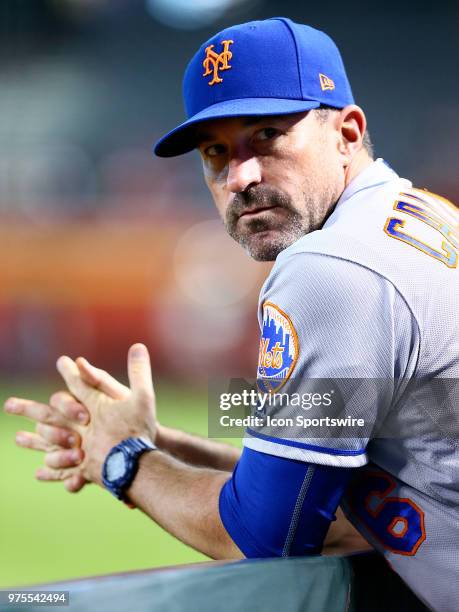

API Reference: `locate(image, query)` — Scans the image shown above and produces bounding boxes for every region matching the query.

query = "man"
[5,17,459,611]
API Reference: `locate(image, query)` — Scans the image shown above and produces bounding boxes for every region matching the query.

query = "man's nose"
[226,155,262,194]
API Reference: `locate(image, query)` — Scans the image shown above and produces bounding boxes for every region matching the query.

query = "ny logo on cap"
[202,40,233,86]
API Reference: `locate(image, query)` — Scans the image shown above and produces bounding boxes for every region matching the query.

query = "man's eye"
[204,144,226,157]
[254,127,279,141]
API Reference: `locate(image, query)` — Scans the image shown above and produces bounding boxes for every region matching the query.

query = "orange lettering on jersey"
[202,40,234,86]
[270,342,284,369]
[319,73,335,91]
[259,338,285,370]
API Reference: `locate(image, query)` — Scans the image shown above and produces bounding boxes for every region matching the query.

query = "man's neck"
[344,150,374,189]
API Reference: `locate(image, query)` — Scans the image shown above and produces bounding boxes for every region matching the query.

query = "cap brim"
[153,97,321,157]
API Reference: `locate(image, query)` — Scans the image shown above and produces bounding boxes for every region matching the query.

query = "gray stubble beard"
[232,210,306,261]
[224,184,337,262]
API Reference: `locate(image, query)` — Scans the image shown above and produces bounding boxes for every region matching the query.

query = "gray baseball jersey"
[244,159,459,611]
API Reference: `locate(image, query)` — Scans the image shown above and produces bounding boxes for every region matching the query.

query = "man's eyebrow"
[194,129,213,144]
[242,116,265,126]
[194,116,270,144]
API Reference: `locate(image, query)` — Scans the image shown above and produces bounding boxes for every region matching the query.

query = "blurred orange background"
[1,0,458,381]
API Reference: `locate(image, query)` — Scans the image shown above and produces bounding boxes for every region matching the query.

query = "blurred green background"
[0,381,241,588]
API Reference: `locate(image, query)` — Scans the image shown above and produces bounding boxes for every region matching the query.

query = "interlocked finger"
[56,356,101,407]
[15,431,60,453]
[76,357,130,400]
[44,447,84,470]
[36,422,81,449]
[49,391,89,427]
[4,398,75,428]
[36,467,80,482]
[64,473,88,493]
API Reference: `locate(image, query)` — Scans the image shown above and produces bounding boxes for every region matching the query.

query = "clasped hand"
[4,343,156,492]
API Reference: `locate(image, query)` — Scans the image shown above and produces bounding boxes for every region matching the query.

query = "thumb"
[127,343,154,401]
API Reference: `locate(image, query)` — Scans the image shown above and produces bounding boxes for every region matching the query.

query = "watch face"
[106,450,127,482]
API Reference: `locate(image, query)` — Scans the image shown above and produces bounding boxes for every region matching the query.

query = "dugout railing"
[0,552,428,612]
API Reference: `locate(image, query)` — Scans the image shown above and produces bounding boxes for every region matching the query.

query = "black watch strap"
[102,437,156,505]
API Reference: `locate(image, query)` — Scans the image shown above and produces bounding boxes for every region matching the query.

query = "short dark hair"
[314,105,374,158]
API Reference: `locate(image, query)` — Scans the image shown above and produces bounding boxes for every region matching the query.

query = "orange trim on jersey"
[388,516,409,538]
[397,198,459,249]
[412,187,459,219]
[398,189,459,234]
[383,211,458,269]
[387,496,425,555]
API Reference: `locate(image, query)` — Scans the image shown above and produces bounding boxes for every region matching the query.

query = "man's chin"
[241,230,294,262]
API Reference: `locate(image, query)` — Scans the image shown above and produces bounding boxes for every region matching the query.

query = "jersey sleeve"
[244,251,419,467]
[219,446,353,558]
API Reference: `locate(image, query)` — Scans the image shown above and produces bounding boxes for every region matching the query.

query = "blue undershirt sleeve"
[219,446,353,558]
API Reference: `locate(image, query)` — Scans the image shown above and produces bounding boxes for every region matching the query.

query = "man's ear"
[336,105,367,162]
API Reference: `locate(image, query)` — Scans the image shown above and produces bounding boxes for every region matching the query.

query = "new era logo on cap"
[154,17,354,157]
[319,73,335,91]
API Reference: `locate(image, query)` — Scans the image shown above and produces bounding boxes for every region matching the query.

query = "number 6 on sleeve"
[349,470,426,556]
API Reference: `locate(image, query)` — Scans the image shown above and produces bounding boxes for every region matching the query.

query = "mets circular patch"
[257,301,299,393]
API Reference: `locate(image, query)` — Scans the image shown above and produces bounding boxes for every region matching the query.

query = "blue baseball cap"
[154,17,354,157]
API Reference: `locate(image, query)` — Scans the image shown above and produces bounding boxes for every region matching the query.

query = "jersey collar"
[333,158,401,212]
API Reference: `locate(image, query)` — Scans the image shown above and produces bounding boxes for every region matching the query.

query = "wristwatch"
[102,437,156,504]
